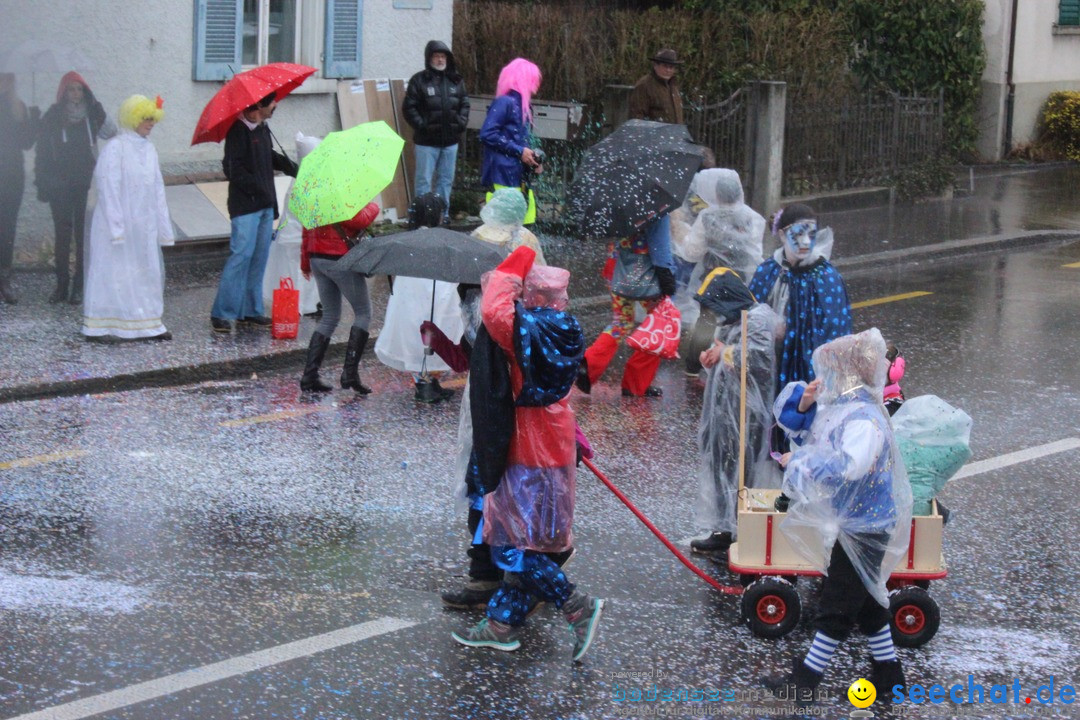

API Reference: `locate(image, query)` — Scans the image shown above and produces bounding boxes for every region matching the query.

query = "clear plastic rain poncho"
[452,287,485,512]
[669,168,729,262]
[774,328,913,607]
[261,132,322,314]
[472,187,546,264]
[687,170,765,281]
[695,303,782,535]
[892,395,972,516]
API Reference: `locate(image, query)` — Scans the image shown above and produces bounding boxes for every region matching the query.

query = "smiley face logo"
[848,678,877,708]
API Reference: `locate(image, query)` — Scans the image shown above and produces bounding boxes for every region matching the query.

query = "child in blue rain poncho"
[764,328,912,705]
[748,204,851,391]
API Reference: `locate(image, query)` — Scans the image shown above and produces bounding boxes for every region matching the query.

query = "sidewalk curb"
[0,344,348,405]
[834,229,1080,274]
[3,230,1078,404]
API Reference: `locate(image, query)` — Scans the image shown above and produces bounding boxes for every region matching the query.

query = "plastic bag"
[627,297,682,358]
[271,277,300,339]
[892,395,972,515]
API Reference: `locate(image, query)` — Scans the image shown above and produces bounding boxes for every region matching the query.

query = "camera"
[529,148,546,171]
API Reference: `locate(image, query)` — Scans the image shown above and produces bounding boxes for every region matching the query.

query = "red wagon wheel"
[741,576,800,638]
[888,586,941,647]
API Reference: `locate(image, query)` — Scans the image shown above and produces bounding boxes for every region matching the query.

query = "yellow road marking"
[1063,261,1080,268]
[220,407,323,427]
[0,450,88,470]
[851,291,933,309]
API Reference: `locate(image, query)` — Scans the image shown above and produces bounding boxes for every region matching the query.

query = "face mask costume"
[782,219,817,265]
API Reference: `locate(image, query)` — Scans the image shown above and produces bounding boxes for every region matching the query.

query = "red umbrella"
[191,62,316,145]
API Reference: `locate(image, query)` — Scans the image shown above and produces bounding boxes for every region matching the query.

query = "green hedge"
[453,0,985,156]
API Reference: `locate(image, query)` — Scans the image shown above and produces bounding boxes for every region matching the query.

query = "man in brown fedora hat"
[629,48,684,125]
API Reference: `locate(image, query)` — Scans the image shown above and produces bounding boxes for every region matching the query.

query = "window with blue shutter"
[324,0,363,78]
[1061,0,1080,26]
[193,0,243,80]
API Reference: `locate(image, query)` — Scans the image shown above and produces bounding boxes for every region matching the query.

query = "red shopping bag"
[627,297,681,358]
[271,277,300,339]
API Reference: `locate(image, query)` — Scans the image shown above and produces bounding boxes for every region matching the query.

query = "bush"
[1038,91,1080,161]
[892,157,955,202]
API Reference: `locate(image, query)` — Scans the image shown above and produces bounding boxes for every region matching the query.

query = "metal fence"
[782,90,944,196]
[685,88,749,177]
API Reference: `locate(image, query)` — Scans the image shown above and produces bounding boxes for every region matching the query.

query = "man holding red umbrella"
[209,92,298,333]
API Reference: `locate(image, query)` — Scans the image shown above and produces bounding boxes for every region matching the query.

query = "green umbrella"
[288,120,405,229]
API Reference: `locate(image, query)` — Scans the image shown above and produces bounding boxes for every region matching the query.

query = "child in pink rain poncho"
[452,247,605,663]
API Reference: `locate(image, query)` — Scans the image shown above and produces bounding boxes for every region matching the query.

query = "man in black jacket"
[210,93,297,333]
[403,40,469,223]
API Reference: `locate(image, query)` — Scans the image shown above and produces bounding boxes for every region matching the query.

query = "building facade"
[980,0,1080,160]
[2,0,453,261]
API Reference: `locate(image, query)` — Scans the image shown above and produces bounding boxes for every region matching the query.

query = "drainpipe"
[1002,0,1019,158]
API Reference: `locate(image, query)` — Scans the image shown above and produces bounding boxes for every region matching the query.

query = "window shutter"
[192,0,242,81]
[324,0,363,79]
[1061,0,1080,26]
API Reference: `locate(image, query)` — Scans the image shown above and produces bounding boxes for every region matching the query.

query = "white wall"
[978,0,1080,159]
[2,0,454,262]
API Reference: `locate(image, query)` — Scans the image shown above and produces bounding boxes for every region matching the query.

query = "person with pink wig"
[479,58,544,225]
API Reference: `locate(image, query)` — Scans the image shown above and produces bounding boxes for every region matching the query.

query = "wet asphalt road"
[1,242,1079,720]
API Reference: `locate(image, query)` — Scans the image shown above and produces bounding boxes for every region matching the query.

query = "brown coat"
[628,71,684,125]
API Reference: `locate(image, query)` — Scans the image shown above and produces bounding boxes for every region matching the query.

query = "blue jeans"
[413,144,458,215]
[211,208,275,320]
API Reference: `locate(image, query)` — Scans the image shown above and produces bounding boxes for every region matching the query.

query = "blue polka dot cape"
[512,302,584,407]
[749,256,852,390]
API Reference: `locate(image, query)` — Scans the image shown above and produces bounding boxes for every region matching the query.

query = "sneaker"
[690,531,732,555]
[563,592,605,662]
[451,618,521,652]
[211,317,234,333]
[239,315,272,327]
[441,581,499,610]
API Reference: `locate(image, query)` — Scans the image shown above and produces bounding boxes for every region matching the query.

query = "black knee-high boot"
[300,332,333,392]
[340,327,371,394]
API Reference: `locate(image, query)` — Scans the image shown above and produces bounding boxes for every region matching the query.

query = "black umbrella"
[335,226,509,284]
[335,226,510,386]
[568,119,703,238]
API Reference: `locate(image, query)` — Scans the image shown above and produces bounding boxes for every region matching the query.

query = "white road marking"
[5,617,417,720]
[951,437,1080,480]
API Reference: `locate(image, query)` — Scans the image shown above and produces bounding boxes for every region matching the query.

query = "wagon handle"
[582,456,743,596]
[736,309,749,499]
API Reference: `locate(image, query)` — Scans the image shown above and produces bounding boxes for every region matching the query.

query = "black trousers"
[467,507,501,583]
[0,166,23,271]
[50,184,90,292]
[813,538,890,640]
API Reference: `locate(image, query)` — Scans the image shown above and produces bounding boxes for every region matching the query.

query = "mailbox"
[467,95,584,141]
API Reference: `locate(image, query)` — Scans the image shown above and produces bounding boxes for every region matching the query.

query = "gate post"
[746,81,786,216]
[602,84,633,137]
